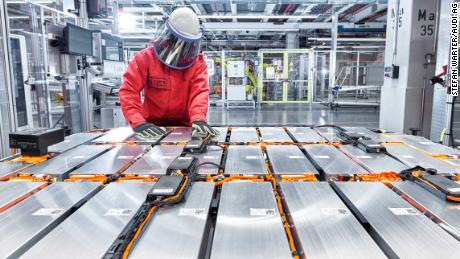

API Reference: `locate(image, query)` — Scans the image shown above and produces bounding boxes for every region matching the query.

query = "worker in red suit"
[119,7,218,139]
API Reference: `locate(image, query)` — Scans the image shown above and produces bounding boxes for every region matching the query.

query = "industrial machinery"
[1,125,460,258]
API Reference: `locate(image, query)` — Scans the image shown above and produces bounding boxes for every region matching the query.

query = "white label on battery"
[448,187,460,192]
[288,155,304,159]
[321,208,350,216]
[388,207,420,216]
[368,144,380,147]
[264,132,274,135]
[104,208,133,216]
[204,156,219,159]
[151,188,174,194]
[179,208,206,216]
[419,141,434,145]
[73,155,87,159]
[402,155,415,159]
[314,155,330,159]
[117,156,134,160]
[250,208,276,216]
[33,208,65,216]
[245,156,260,160]
[178,157,192,160]
[356,155,372,159]
[171,132,183,135]
[63,140,71,143]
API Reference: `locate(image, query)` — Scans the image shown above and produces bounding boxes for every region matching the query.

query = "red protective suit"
[119,47,209,128]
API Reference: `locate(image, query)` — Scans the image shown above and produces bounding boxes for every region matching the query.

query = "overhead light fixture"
[118,13,138,31]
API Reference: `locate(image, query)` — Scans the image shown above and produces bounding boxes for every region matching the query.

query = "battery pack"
[166,157,198,176]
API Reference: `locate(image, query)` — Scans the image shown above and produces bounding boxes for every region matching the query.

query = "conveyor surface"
[286,127,326,143]
[20,145,111,180]
[229,127,259,142]
[314,127,342,142]
[303,144,368,177]
[48,132,103,153]
[333,182,460,259]
[210,182,292,259]
[280,182,386,259]
[124,145,183,175]
[225,145,267,175]
[259,127,293,142]
[0,161,29,178]
[342,127,392,142]
[383,143,459,175]
[186,146,223,175]
[92,127,134,143]
[393,181,460,238]
[266,145,318,175]
[161,127,192,143]
[0,182,45,209]
[70,145,147,175]
[22,182,153,259]
[130,182,214,259]
[387,134,460,156]
[0,182,99,258]
[341,145,408,173]
[212,127,228,142]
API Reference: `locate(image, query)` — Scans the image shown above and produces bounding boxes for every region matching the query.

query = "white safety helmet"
[152,7,203,69]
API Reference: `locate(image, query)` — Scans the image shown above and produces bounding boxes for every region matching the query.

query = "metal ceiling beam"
[323,4,354,22]
[262,4,276,22]
[203,22,371,31]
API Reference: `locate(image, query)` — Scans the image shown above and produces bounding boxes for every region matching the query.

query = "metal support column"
[328,14,338,106]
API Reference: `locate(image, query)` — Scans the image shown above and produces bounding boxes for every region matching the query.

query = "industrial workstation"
[1,0,460,258]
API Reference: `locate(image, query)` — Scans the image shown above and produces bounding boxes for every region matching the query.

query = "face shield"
[152,21,203,70]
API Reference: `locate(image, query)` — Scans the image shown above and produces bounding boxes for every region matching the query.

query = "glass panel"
[9,37,28,127]
[312,51,330,103]
[261,52,285,102]
[203,52,223,105]
[286,52,309,102]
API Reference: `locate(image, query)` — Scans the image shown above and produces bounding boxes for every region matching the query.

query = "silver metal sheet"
[0,182,45,209]
[161,127,192,143]
[393,181,460,238]
[280,182,386,259]
[229,127,259,143]
[186,146,223,175]
[22,182,153,259]
[124,145,183,175]
[0,161,30,178]
[266,145,318,175]
[48,132,103,153]
[210,182,292,259]
[225,145,267,175]
[342,127,392,142]
[341,145,408,173]
[130,182,214,259]
[212,127,228,143]
[383,143,460,175]
[286,127,326,143]
[0,182,99,258]
[445,158,460,166]
[20,145,111,180]
[92,127,134,143]
[70,145,147,175]
[259,127,293,142]
[388,134,460,156]
[333,182,460,259]
[303,144,368,176]
[314,127,342,142]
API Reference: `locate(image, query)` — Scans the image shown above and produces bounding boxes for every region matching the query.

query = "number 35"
[421,25,434,36]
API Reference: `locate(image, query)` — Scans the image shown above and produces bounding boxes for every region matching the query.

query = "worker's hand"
[192,121,219,138]
[133,123,167,139]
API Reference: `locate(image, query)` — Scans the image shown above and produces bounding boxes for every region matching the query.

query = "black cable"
[199,161,221,168]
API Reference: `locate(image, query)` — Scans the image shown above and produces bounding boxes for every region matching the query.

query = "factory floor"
[208,103,380,128]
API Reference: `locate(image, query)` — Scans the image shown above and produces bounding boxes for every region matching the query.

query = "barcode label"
[117,156,134,159]
[179,208,206,216]
[288,155,304,159]
[321,208,350,216]
[105,208,133,216]
[250,208,276,216]
[245,156,260,160]
[314,155,330,159]
[388,207,420,216]
[33,208,65,216]
[151,188,174,194]
[356,155,372,159]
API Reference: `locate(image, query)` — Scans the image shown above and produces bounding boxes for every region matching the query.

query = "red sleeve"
[119,51,148,129]
[188,56,210,123]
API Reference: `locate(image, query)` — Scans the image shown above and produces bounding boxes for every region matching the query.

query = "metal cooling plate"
[123,145,184,175]
[130,182,214,259]
[22,182,153,259]
[259,127,293,142]
[0,182,100,258]
[280,182,386,259]
[210,182,292,259]
[0,182,45,209]
[92,127,134,143]
[266,145,318,175]
[186,146,223,175]
[286,127,326,143]
[161,127,192,143]
[341,145,408,173]
[48,132,103,153]
[333,182,460,259]
[229,127,259,143]
[225,145,267,175]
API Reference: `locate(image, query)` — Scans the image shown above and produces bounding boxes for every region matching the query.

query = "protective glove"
[192,121,219,138]
[133,123,167,139]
